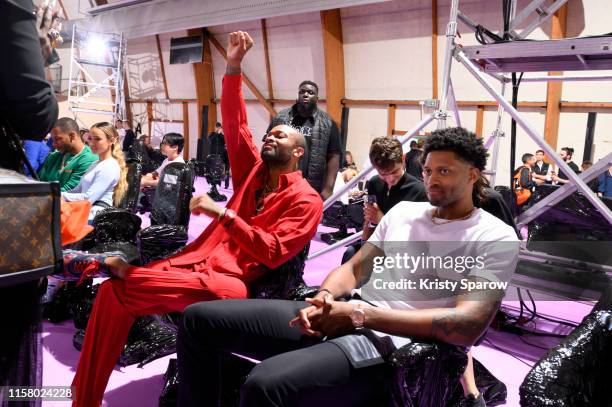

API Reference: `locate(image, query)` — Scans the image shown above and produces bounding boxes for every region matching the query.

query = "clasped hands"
[289,292,356,338]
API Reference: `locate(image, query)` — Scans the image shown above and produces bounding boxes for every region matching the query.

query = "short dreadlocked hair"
[421,127,488,171]
[421,127,490,204]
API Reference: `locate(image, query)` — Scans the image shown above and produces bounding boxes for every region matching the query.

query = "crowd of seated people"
[56,31,324,407]
[515,147,611,208]
[174,41,519,405]
[61,122,128,222]
[1,0,606,402]
[43,30,523,407]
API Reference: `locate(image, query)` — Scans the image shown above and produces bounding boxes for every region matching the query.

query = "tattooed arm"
[359,279,501,347]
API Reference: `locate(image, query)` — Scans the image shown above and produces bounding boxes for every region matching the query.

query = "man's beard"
[261,149,292,167]
[427,186,463,208]
[296,101,315,115]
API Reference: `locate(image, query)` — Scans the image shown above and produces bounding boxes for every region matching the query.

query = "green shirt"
[38,145,99,191]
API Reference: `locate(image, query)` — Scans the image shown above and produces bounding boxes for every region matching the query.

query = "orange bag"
[513,169,532,206]
[60,200,94,245]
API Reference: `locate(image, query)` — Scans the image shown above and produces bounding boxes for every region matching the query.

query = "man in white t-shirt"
[176,127,519,407]
[141,132,185,188]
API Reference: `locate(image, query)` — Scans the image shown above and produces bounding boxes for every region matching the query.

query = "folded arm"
[223,197,323,270]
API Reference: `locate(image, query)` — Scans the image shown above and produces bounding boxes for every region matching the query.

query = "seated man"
[68,31,323,406]
[177,127,519,407]
[342,136,427,263]
[38,117,98,191]
[140,132,185,188]
[513,153,536,207]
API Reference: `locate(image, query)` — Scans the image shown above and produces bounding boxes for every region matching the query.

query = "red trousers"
[71,259,248,407]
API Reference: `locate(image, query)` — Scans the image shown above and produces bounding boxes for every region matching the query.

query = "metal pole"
[68,24,77,119]
[447,78,461,128]
[508,0,546,32]
[323,115,435,210]
[517,0,569,40]
[489,81,507,186]
[307,231,363,260]
[457,50,612,226]
[436,0,459,129]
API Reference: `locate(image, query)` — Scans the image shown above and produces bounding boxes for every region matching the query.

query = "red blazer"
[168,74,323,283]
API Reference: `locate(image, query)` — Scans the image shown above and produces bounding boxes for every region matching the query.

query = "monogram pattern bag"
[0,169,62,287]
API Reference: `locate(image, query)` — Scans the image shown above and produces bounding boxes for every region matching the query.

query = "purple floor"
[41,177,595,406]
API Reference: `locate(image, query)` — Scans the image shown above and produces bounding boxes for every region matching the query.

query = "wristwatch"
[350,304,366,329]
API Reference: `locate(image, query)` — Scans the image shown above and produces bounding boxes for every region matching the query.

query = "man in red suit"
[70,30,323,406]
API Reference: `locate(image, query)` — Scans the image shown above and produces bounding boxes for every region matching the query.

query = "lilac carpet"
[41,177,595,406]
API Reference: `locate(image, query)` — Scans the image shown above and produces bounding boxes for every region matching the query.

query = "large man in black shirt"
[266,81,341,199]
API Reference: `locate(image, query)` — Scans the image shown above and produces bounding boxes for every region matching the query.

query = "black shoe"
[465,393,486,407]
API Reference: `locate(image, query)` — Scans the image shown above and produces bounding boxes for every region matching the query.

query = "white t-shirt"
[156,155,185,176]
[362,201,519,311]
[328,201,519,362]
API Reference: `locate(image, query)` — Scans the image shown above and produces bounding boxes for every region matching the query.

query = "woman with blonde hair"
[62,122,127,222]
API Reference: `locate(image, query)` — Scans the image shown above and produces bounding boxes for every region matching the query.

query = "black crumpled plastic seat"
[520,306,612,407]
[70,163,194,367]
[117,159,142,213]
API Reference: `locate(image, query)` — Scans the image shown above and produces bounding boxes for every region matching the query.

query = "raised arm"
[221,31,261,189]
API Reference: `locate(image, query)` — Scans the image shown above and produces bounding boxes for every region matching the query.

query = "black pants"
[177,299,388,407]
[341,242,363,265]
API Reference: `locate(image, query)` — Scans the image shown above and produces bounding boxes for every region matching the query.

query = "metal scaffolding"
[309,0,612,271]
[67,26,127,125]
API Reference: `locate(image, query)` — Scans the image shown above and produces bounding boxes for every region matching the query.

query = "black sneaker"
[465,393,486,407]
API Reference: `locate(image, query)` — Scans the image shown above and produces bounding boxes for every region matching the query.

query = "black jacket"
[404,149,423,180]
[367,173,428,214]
[0,0,58,140]
[267,105,339,192]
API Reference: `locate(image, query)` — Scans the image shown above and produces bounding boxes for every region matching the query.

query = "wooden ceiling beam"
[432,0,438,99]
[387,104,396,137]
[475,105,484,138]
[155,34,170,100]
[261,19,275,121]
[188,28,217,142]
[543,3,568,151]
[320,9,345,126]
